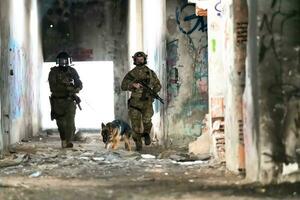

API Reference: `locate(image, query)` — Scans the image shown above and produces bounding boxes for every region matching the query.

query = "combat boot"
[61,140,73,148]
[143,133,151,145]
[133,134,143,151]
[66,142,73,148]
[61,140,67,148]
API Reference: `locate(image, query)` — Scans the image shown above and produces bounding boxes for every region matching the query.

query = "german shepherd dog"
[101,120,132,151]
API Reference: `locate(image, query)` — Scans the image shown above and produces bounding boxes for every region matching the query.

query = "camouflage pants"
[128,98,154,138]
[52,98,76,143]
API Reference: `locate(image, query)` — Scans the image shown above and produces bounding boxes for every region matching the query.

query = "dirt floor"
[0,132,299,200]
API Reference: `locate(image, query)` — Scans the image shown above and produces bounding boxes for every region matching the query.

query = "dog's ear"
[101,123,106,129]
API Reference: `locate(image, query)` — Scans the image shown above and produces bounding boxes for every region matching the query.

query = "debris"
[293,192,297,196]
[80,152,94,157]
[169,154,185,161]
[92,157,105,161]
[158,150,178,159]
[188,133,211,155]
[172,160,208,166]
[141,154,156,159]
[189,153,211,161]
[79,157,90,160]
[74,131,87,142]
[282,163,299,175]
[256,187,266,193]
[0,154,29,168]
[29,171,42,178]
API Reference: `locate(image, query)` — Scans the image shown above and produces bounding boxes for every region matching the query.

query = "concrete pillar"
[0,0,11,152]
[223,0,248,173]
[142,0,166,144]
[245,0,300,183]
[0,2,3,154]
[207,0,226,162]
[0,0,43,151]
[194,0,247,172]
[128,0,144,63]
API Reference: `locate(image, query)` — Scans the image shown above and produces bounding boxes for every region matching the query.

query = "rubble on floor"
[0,132,299,200]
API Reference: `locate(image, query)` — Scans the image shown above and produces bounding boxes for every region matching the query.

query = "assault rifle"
[127,73,164,104]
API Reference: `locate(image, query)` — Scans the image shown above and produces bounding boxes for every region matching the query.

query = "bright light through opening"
[11,0,25,43]
[41,61,115,130]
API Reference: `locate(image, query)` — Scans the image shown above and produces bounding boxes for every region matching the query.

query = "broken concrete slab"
[0,154,30,168]
[188,132,211,155]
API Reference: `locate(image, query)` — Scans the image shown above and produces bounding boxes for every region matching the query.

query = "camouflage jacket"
[121,65,161,100]
[48,66,83,97]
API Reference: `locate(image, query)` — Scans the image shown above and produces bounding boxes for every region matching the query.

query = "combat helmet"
[132,51,148,65]
[56,51,72,67]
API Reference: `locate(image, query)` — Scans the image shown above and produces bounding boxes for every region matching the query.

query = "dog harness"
[111,120,131,136]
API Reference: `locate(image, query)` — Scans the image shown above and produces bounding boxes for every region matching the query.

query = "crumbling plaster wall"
[0,0,43,152]
[165,0,209,147]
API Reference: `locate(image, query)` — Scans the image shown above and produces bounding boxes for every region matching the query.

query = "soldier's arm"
[151,70,161,93]
[68,68,83,93]
[48,70,56,93]
[121,72,135,91]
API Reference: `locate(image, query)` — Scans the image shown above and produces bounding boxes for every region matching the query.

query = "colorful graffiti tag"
[167,2,208,111]
[166,39,181,104]
[176,3,207,34]
[187,34,208,107]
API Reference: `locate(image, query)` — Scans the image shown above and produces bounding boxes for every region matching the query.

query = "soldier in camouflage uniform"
[121,51,161,151]
[48,52,83,148]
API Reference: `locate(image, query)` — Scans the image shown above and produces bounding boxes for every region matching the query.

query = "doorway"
[40,61,114,130]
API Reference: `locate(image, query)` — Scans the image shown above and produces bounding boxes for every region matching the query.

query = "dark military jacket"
[48,66,83,97]
[121,65,161,100]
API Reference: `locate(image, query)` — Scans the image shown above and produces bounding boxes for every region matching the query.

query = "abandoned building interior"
[0,0,300,199]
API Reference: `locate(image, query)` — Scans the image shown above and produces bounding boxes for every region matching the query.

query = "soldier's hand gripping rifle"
[127,73,164,104]
[72,94,82,110]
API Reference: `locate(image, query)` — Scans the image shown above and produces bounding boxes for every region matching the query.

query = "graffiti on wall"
[167,2,208,110]
[214,0,222,17]
[8,39,26,119]
[260,0,300,164]
[187,33,208,108]
[176,3,207,34]
[165,1,209,137]
[236,22,248,45]
[166,39,181,105]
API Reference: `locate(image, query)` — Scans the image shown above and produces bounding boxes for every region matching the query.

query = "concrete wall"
[0,0,43,152]
[0,2,3,153]
[40,0,129,121]
[245,0,300,183]
[166,0,208,147]
[190,0,227,161]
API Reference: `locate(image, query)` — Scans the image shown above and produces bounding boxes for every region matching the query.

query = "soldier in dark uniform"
[48,52,83,148]
[121,51,162,151]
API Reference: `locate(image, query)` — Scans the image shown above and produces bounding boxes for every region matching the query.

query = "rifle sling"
[129,105,142,113]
